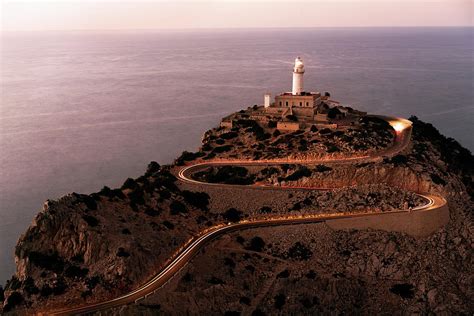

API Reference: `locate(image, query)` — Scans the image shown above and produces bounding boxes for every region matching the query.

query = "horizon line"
[2,25,473,33]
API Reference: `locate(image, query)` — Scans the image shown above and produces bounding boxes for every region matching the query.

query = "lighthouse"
[292,56,305,95]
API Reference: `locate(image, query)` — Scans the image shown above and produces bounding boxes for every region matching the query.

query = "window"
[279,101,282,106]
[299,102,302,106]
[285,101,288,106]
[306,102,309,106]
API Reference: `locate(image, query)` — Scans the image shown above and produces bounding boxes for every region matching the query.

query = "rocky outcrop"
[2,166,211,312]
[281,164,436,193]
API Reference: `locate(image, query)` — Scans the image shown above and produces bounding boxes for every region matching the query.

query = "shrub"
[360,116,391,129]
[390,283,414,299]
[128,188,145,206]
[285,166,312,182]
[314,164,332,172]
[82,215,99,227]
[260,167,279,177]
[175,151,205,166]
[247,236,265,252]
[273,129,281,137]
[64,265,89,279]
[122,178,138,190]
[306,270,317,279]
[81,290,92,299]
[3,291,24,312]
[292,202,302,211]
[430,173,446,186]
[112,189,126,199]
[181,272,193,283]
[73,193,97,210]
[201,143,212,151]
[23,277,39,295]
[52,278,67,295]
[268,121,277,128]
[277,269,290,278]
[182,190,210,211]
[300,297,318,309]
[212,145,233,154]
[98,186,111,196]
[86,276,101,290]
[251,308,265,316]
[223,208,243,222]
[196,215,208,225]
[117,248,130,258]
[7,276,22,290]
[259,206,272,214]
[310,125,318,132]
[391,155,408,165]
[287,242,312,260]
[220,131,238,140]
[27,251,65,273]
[40,285,53,297]
[326,144,340,153]
[145,161,161,176]
[256,132,271,141]
[286,114,297,122]
[274,293,286,309]
[155,169,178,191]
[121,228,131,235]
[202,166,255,185]
[159,189,171,199]
[162,221,175,230]
[319,128,332,135]
[0,285,4,302]
[240,296,251,305]
[170,201,187,215]
[208,276,225,285]
[224,257,236,268]
[145,208,160,217]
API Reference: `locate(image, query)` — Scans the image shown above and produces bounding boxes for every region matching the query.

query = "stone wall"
[277,121,301,131]
[326,201,449,237]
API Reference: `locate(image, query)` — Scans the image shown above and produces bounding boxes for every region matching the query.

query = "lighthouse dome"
[293,57,304,73]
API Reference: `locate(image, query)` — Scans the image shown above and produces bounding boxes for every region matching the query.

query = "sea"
[1,27,473,284]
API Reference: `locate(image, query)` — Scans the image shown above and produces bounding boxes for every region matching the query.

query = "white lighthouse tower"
[292,56,305,95]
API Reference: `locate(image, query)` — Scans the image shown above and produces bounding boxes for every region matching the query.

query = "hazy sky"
[1,0,472,31]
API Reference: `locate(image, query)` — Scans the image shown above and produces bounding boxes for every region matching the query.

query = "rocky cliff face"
[1,165,212,312]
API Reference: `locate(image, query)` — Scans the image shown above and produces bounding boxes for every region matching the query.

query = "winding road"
[48,116,447,315]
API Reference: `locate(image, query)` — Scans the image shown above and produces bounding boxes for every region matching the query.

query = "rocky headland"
[1,110,473,314]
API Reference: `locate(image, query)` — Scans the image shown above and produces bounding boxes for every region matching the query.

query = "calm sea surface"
[1,28,472,284]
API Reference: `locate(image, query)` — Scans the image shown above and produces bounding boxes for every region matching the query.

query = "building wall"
[315,113,329,122]
[292,107,316,118]
[275,94,321,108]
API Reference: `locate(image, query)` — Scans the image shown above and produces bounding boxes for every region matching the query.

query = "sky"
[1,0,472,31]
